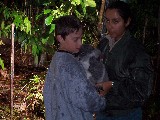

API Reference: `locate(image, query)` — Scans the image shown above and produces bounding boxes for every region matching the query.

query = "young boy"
[43,15,106,120]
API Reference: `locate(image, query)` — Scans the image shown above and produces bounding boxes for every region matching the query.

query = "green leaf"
[43,2,50,6]
[34,55,39,67]
[48,35,54,45]
[71,0,81,5]
[14,16,22,27]
[12,11,18,17]
[0,57,4,70]
[31,86,37,91]
[75,10,83,18]
[36,13,43,20]
[5,25,11,30]
[24,43,27,53]
[34,78,39,83]
[45,15,53,25]
[85,0,96,7]
[26,94,34,100]
[80,1,86,14]
[42,38,48,44]
[33,75,40,83]
[1,21,4,29]
[0,40,4,45]
[32,44,37,56]
[3,8,10,19]
[44,9,51,14]
[24,17,31,34]
[49,24,55,34]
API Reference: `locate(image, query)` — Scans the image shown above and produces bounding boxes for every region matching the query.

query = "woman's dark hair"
[107,1,131,23]
[55,15,82,39]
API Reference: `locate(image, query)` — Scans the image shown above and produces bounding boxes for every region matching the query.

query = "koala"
[78,44,109,85]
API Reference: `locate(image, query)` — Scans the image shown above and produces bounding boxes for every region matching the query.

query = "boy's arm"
[63,63,106,112]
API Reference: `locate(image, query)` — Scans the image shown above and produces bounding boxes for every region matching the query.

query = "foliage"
[0,0,99,66]
[25,75,45,118]
[0,2,32,68]
[0,57,4,70]
[0,3,31,36]
[41,0,98,47]
[0,0,159,62]
[12,74,45,119]
[128,0,159,55]
[0,39,4,69]
[0,105,10,119]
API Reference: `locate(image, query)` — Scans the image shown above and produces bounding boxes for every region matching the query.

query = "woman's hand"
[96,81,112,96]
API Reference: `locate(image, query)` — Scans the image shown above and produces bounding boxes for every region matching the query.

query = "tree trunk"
[10,23,15,120]
[98,0,106,32]
[156,5,160,93]
[142,16,148,44]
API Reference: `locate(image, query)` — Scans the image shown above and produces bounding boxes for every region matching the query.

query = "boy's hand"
[96,81,112,96]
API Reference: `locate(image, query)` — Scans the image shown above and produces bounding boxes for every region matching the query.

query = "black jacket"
[98,31,153,114]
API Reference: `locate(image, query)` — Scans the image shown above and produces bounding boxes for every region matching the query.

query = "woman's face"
[105,9,130,41]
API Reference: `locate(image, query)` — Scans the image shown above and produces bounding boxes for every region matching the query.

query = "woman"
[96,1,153,120]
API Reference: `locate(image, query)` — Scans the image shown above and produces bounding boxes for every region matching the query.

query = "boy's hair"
[55,15,82,39]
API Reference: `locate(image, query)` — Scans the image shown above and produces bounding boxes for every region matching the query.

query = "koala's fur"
[78,44,109,85]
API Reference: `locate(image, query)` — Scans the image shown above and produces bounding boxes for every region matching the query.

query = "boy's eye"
[106,19,109,23]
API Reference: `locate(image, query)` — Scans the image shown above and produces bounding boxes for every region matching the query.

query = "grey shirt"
[43,51,106,120]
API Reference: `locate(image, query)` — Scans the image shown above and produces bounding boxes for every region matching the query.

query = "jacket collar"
[110,30,131,51]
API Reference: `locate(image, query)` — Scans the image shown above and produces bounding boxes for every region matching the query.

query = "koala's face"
[78,44,101,60]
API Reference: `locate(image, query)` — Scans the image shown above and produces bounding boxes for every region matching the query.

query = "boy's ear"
[56,35,64,43]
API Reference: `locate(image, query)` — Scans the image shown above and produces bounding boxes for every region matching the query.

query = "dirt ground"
[0,42,47,119]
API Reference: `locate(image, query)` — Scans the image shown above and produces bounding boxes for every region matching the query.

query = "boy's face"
[57,28,83,53]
